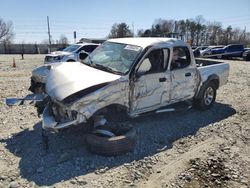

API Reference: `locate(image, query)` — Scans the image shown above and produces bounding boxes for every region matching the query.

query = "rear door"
[170,47,199,102]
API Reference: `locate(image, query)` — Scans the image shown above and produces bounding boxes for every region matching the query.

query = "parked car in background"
[44,43,99,64]
[200,46,224,57]
[192,46,209,57]
[29,43,99,94]
[243,48,250,52]
[211,44,244,59]
[242,50,250,61]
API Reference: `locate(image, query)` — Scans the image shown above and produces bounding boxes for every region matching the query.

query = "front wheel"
[193,82,217,110]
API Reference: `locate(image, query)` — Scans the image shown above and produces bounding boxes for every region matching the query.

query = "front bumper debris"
[5,94,47,106]
[42,106,79,130]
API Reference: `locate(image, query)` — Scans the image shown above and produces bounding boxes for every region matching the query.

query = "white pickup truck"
[29,43,99,93]
[41,37,229,131]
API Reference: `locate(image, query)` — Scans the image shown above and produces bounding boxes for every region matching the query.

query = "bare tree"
[0,18,14,43]
[58,34,69,45]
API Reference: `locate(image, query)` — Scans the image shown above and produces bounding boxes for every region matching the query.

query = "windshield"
[83,41,142,75]
[63,44,81,52]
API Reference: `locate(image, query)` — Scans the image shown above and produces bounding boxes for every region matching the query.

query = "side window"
[77,45,98,53]
[138,49,164,74]
[227,46,234,51]
[171,47,191,70]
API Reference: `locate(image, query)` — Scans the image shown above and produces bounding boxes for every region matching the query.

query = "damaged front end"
[42,101,79,130]
[28,65,49,94]
[42,62,128,131]
[5,93,47,106]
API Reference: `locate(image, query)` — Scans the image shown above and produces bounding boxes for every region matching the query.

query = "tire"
[193,82,217,110]
[245,56,250,61]
[85,126,136,156]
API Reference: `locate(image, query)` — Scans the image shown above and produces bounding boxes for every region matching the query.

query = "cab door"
[170,47,198,102]
[130,48,171,114]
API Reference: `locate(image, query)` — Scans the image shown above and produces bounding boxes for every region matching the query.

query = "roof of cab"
[108,37,187,49]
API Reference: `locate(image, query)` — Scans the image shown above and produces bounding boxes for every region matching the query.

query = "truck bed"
[195,58,224,67]
[196,58,230,87]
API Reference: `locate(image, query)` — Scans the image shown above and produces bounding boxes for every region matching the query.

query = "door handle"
[159,77,166,82]
[185,72,191,77]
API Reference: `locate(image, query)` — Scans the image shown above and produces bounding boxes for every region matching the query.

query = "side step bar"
[156,101,192,114]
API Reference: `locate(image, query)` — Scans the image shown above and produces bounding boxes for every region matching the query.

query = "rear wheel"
[193,82,217,110]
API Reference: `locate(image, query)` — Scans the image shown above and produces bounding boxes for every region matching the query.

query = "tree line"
[108,16,250,46]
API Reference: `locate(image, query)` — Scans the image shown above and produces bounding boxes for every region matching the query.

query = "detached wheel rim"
[204,87,214,106]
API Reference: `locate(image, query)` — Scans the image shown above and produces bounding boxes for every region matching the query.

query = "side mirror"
[136,58,152,76]
[79,51,89,60]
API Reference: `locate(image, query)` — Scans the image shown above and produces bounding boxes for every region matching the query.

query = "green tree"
[108,23,133,38]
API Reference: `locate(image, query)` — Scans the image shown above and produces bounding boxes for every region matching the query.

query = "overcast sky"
[1,0,250,43]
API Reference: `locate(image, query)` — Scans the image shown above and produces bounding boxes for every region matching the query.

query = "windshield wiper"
[93,63,122,75]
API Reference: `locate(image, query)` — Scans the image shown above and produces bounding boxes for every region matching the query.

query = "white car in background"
[29,43,100,94]
[44,43,99,64]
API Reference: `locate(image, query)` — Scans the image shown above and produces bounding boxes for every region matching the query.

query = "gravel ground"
[0,54,249,188]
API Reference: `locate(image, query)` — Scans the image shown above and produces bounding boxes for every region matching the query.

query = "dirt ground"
[0,54,249,188]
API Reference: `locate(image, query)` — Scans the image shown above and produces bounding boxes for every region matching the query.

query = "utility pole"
[47,16,51,53]
[74,31,77,43]
[132,22,134,37]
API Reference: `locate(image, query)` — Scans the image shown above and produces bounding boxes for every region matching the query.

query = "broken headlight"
[51,102,77,123]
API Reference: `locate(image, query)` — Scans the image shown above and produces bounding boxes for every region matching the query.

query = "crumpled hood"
[46,62,121,101]
[32,66,49,83]
[32,62,65,83]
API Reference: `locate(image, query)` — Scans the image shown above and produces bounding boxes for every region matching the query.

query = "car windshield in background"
[84,42,142,75]
[63,44,81,52]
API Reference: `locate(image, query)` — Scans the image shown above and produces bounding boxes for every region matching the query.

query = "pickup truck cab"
[44,43,99,64]
[42,38,229,130]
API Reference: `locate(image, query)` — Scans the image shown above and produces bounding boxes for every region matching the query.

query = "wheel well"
[91,104,129,121]
[67,59,75,62]
[94,104,128,115]
[210,79,219,89]
[195,76,219,99]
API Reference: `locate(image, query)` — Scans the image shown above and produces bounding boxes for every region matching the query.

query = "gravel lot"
[0,54,249,188]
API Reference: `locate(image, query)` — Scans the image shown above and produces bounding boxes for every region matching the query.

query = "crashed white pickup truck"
[41,37,229,130]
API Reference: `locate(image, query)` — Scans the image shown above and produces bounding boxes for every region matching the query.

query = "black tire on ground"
[85,126,136,156]
[193,82,217,110]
